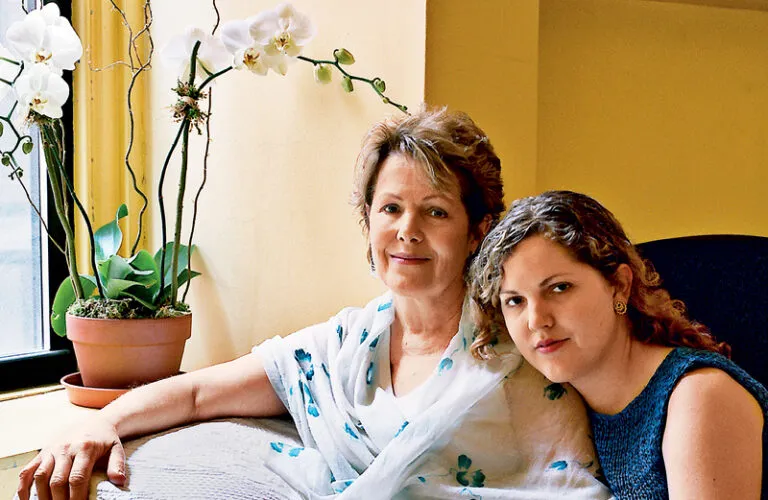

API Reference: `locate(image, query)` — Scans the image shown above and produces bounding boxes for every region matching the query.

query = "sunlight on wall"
[150,1,425,369]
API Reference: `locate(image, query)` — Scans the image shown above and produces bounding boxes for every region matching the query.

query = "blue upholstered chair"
[636,234,768,386]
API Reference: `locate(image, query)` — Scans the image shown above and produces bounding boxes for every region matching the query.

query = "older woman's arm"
[17,352,284,500]
[662,368,763,500]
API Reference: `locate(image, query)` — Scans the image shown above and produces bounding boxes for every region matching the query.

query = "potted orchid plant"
[0,1,406,396]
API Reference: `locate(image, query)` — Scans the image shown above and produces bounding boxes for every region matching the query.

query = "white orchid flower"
[14,63,69,120]
[248,3,315,76]
[219,19,275,76]
[5,3,82,72]
[161,27,232,84]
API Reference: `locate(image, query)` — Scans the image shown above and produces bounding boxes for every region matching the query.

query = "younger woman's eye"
[552,282,571,293]
[503,296,524,308]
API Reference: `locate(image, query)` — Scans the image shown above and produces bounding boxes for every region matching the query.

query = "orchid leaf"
[153,242,197,286]
[157,269,201,303]
[94,204,128,261]
[51,275,97,337]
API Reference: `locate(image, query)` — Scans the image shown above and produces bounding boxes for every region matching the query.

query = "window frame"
[0,0,77,392]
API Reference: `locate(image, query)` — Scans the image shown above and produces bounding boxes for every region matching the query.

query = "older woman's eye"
[428,207,448,218]
[552,282,571,293]
[381,204,399,214]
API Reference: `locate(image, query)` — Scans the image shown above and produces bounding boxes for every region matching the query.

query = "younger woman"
[469,190,767,499]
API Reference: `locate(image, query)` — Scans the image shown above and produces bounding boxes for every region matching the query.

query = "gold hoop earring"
[614,301,627,315]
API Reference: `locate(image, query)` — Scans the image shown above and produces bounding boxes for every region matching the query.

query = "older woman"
[19,111,611,500]
[470,190,767,500]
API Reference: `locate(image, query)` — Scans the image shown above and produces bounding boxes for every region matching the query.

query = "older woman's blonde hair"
[351,106,505,267]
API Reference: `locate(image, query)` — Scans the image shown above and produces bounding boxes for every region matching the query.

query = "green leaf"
[544,383,567,400]
[455,471,469,487]
[50,276,98,337]
[154,242,196,287]
[22,141,33,154]
[457,454,472,471]
[341,76,353,93]
[471,470,486,488]
[157,269,201,303]
[94,204,129,261]
[126,249,160,300]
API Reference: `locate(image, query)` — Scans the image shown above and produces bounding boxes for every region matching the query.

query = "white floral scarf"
[255,292,613,500]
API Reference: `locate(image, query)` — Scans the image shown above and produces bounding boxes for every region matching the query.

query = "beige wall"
[426,0,768,242]
[150,1,425,369]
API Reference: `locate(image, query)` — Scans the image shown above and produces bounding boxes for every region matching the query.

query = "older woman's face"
[368,154,480,300]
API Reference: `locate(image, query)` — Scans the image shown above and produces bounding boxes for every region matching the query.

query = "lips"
[535,338,568,354]
[390,253,430,265]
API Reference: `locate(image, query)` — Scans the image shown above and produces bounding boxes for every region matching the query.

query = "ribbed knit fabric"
[589,347,768,500]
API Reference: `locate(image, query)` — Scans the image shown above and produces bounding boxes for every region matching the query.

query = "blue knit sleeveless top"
[589,347,768,500]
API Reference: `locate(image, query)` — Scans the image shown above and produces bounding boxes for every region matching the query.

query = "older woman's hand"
[16,415,126,500]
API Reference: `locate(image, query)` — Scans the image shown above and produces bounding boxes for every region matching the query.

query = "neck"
[391,286,466,355]
[573,338,673,415]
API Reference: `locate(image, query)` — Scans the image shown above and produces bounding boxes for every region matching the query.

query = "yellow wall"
[149,1,425,369]
[425,1,541,202]
[538,0,768,241]
[426,0,768,242]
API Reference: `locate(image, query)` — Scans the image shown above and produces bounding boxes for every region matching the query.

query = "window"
[0,0,76,391]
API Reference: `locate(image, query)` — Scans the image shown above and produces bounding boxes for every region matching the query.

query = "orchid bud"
[0,122,4,136]
[333,48,355,65]
[22,140,33,154]
[1,155,10,166]
[314,64,332,84]
[372,78,386,93]
[341,76,354,93]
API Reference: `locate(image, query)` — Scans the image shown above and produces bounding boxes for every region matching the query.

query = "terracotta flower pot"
[66,313,192,389]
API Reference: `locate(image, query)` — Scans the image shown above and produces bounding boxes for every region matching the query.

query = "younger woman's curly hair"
[468,190,731,360]
[351,106,505,267]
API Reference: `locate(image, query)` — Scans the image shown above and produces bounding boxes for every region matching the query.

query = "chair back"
[636,234,768,386]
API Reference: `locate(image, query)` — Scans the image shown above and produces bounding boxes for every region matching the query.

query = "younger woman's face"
[498,235,630,386]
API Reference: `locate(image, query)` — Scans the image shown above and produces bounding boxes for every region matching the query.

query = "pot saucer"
[60,372,131,409]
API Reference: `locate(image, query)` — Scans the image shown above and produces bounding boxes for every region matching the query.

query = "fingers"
[16,453,43,500]
[33,452,55,500]
[49,450,74,500]
[105,442,127,486]
[68,452,98,500]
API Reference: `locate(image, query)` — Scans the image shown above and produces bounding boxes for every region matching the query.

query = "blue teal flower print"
[337,324,344,344]
[333,480,354,493]
[549,460,568,471]
[269,441,305,457]
[360,328,369,344]
[344,422,359,440]
[454,455,485,487]
[377,301,392,311]
[544,383,567,400]
[369,337,379,350]
[394,420,409,438]
[438,357,453,374]
[300,380,320,417]
[294,349,314,380]
[366,361,375,384]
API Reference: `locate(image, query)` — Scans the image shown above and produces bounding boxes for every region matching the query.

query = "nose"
[397,212,423,243]
[527,299,554,332]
